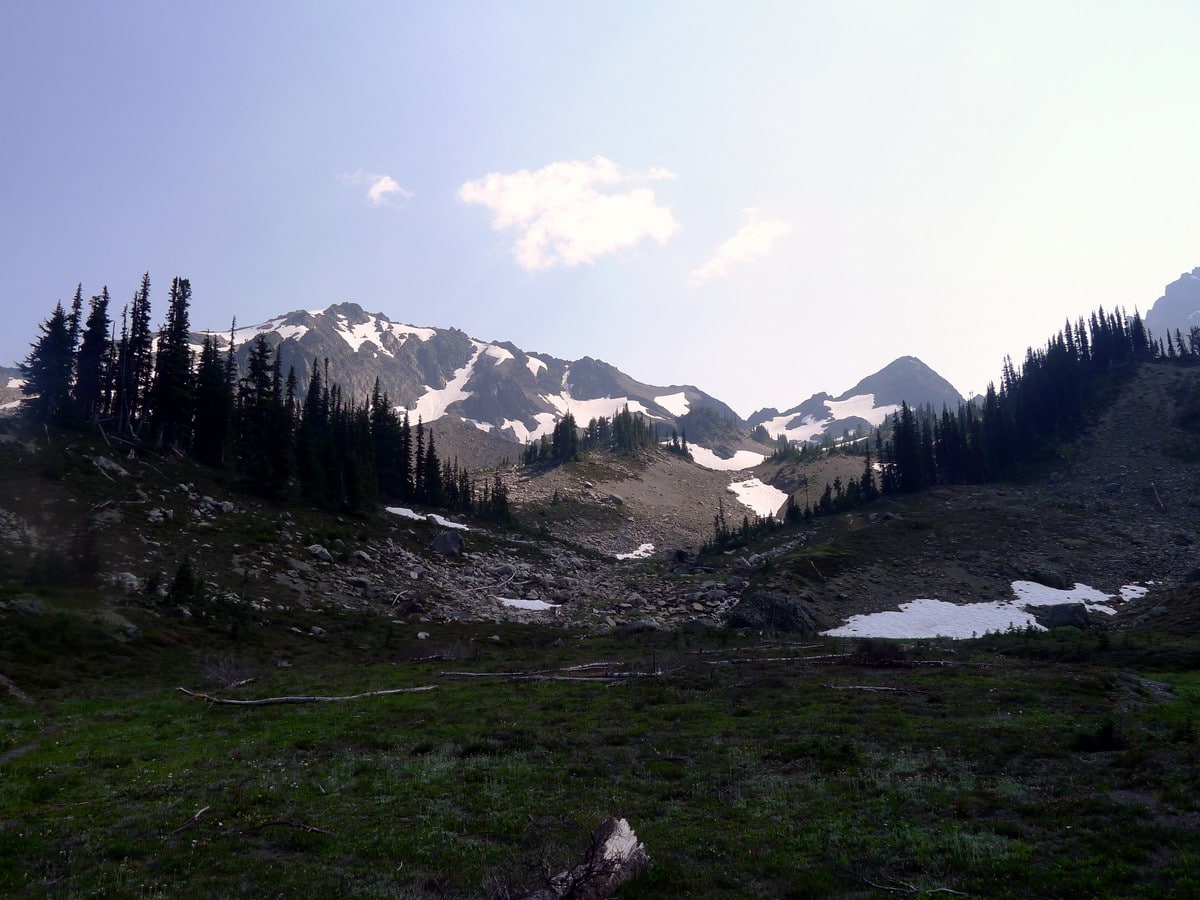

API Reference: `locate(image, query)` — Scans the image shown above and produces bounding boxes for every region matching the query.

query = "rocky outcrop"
[726,591,818,634]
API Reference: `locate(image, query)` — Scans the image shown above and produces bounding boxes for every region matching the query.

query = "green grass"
[3,622,1199,897]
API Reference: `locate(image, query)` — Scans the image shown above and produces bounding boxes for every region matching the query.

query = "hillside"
[2,358,1200,896]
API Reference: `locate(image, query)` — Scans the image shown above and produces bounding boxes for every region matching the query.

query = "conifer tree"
[148,276,194,450]
[72,288,111,423]
[21,301,75,423]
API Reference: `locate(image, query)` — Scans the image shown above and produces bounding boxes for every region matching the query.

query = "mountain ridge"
[201,301,962,461]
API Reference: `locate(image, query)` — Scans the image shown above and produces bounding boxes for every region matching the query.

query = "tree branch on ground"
[176,685,437,705]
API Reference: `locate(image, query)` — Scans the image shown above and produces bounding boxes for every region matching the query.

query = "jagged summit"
[187,302,966,470]
[1145,267,1200,341]
[198,302,736,453]
[747,357,963,445]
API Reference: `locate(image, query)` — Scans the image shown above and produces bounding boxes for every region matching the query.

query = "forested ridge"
[17,274,510,520]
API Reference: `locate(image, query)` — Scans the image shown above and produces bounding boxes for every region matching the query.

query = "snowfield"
[757,392,899,444]
[616,543,655,560]
[727,478,788,518]
[384,507,470,531]
[688,445,766,471]
[654,392,690,417]
[823,580,1149,639]
[498,597,558,611]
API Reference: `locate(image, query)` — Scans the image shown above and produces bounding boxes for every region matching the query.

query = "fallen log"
[176,685,437,706]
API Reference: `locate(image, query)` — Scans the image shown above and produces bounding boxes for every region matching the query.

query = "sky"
[2,1,1199,417]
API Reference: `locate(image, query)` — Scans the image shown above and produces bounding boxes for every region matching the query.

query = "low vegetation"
[2,600,1199,897]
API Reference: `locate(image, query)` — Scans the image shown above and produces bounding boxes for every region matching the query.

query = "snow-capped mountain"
[197,304,962,469]
[1145,267,1200,341]
[202,302,739,445]
[747,356,964,444]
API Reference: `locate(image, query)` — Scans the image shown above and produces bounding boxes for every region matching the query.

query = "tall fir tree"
[21,301,75,423]
[148,277,194,450]
[71,288,111,423]
[192,335,233,466]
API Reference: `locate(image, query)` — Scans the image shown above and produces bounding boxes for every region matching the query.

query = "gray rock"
[429,530,465,556]
[218,501,236,514]
[12,594,47,616]
[93,455,129,477]
[309,625,326,636]
[417,631,430,640]
[607,494,624,506]
[353,550,373,563]
[307,544,333,563]
[110,572,142,593]
[1022,569,1071,591]
[1031,603,1091,630]
[726,591,818,635]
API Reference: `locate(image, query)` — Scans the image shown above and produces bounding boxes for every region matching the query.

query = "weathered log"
[176,685,436,706]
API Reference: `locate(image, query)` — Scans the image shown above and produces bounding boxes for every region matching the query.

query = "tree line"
[19,274,510,520]
[522,405,685,466]
[706,308,1197,550]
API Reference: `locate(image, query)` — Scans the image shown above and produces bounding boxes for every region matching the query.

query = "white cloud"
[690,209,792,284]
[459,156,679,271]
[339,170,413,207]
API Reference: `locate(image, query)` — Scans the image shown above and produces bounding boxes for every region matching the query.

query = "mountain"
[204,304,963,468]
[0,365,24,413]
[1145,267,1200,342]
[747,356,963,444]
[202,302,739,456]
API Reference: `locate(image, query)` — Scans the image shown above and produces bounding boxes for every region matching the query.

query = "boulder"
[1031,602,1091,630]
[726,591,818,635]
[429,530,465,556]
[307,544,333,563]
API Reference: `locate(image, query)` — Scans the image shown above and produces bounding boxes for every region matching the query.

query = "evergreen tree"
[112,273,154,436]
[192,335,232,466]
[21,301,75,423]
[72,288,111,423]
[148,276,194,450]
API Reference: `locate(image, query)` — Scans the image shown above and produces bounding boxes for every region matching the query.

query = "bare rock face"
[1031,602,1091,630]
[1145,267,1200,340]
[429,530,465,556]
[726,591,817,635]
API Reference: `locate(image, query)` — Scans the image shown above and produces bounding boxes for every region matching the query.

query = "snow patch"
[826,393,900,426]
[337,316,394,356]
[689,445,765,471]
[384,507,470,531]
[728,478,788,518]
[409,346,483,422]
[503,412,558,444]
[0,400,21,411]
[654,391,690,417]
[6,378,25,389]
[482,344,514,365]
[616,543,655,560]
[541,392,652,422]
[274,323,310,341]
[757,393,900,444]
[526,356,547,377]
[823,581,1149,639]
[498,597,558,611]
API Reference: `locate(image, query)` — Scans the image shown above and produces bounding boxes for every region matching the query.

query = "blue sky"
[3,1,1199,415]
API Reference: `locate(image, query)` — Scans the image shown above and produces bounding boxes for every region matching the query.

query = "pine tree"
[72,288,111,423]
[112,273,154,436]
[148,276,194,450]
[192,335,232,466]
[21,301,75,423]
